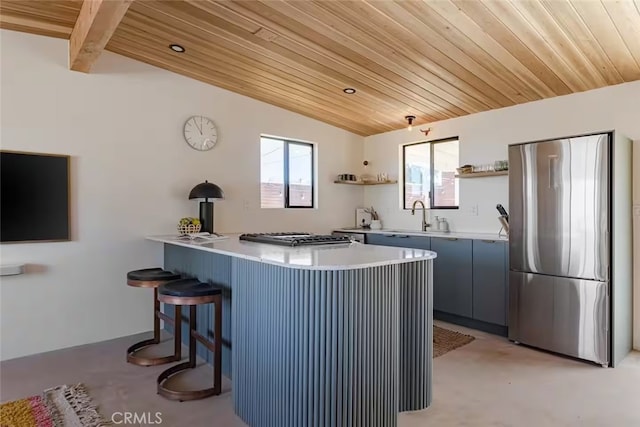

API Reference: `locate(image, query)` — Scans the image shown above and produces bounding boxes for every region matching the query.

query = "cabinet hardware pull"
[445,238,458,241]
[388,234,397,237]
[398,235,410,238]
[482,240,496,243]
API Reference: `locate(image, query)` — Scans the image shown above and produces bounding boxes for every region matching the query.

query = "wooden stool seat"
[126,268,183,367]
[127,268,181,288]
[156,279,222,401]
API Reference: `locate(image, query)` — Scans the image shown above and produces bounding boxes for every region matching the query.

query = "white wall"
[363,81,640,351]
[363,81,640,233]
[0,30,364,361]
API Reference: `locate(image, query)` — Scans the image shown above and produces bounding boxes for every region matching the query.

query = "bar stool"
[156,278,222,401]
[126,268,182,366]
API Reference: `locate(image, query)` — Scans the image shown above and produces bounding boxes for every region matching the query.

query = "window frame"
[402,137,459,210]
[260,137,316,209]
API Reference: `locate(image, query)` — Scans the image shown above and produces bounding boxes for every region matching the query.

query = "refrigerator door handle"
[548,155,559,189]
[605,229,610,280]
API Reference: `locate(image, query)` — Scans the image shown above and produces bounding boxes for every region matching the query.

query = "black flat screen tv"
[1,151,70,243]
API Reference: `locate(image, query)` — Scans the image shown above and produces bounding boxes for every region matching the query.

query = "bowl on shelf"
[456,165,473,175]
[336,174,357,182]
[360,173,376,183]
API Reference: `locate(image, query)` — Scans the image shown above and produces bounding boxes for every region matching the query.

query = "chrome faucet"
[411,200,430,231]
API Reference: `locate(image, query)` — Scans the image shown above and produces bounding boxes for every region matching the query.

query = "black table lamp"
[188,180,224,234]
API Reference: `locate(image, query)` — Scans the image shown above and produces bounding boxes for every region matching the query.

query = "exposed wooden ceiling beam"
[0,13,72,39]
[69,0,132,72]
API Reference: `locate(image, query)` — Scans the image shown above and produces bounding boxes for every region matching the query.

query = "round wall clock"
[183,115,218,151]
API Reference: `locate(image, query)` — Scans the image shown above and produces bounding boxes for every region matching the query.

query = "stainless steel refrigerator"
[508,133,612,366]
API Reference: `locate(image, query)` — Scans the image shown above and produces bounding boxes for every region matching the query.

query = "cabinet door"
[472,240,507,326]
[431,237,473,317]
[366,233,430,250]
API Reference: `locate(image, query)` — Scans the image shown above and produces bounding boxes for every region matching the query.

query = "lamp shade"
[188,180,224,200]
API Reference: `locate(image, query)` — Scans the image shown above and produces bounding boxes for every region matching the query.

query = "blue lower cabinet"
[367,233,509,336]
[431,237,473,318]
[366,233,430,250]
[472,240,508,326]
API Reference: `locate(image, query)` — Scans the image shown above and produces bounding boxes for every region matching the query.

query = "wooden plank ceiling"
[2,0,640,136]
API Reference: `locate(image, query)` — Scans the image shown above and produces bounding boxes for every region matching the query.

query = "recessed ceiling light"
[169,44,185,53]
[343,88,356,94]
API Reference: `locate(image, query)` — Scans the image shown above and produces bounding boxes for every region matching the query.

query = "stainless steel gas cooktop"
[238,232,351,247]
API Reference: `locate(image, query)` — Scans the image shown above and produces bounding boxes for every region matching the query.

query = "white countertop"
[335,228,508,241]
[147,235,437,270]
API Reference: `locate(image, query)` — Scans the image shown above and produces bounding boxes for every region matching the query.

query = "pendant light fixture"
[405,115,416,132]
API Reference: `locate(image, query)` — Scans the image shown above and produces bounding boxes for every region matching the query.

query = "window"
[403,137,459,209]
[260,136,315,208]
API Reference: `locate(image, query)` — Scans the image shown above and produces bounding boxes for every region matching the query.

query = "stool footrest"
[157,311,175,324]
[155,293,221,402]
[157,362,220,401]
[190,330,216,353]
[127,338,181,367]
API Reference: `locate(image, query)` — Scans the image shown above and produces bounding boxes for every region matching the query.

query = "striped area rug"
[0,384,110,427]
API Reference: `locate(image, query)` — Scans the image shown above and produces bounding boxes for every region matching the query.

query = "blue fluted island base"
[150,236,435,427]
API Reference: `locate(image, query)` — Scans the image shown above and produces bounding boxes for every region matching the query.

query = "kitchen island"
[147,235,436,427]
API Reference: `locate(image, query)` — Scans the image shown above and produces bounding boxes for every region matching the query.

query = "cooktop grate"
[239,232,351,247]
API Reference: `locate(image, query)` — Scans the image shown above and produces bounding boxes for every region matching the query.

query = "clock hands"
[184,116,216,150]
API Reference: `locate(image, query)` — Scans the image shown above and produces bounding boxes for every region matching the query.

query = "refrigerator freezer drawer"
[509,271,609,365]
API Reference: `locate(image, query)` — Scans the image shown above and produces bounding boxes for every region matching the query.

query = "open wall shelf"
[455,171,508,178]
[334,180,397,185]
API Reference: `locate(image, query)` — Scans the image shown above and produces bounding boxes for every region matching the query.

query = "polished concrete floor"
[1,321,639,427]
